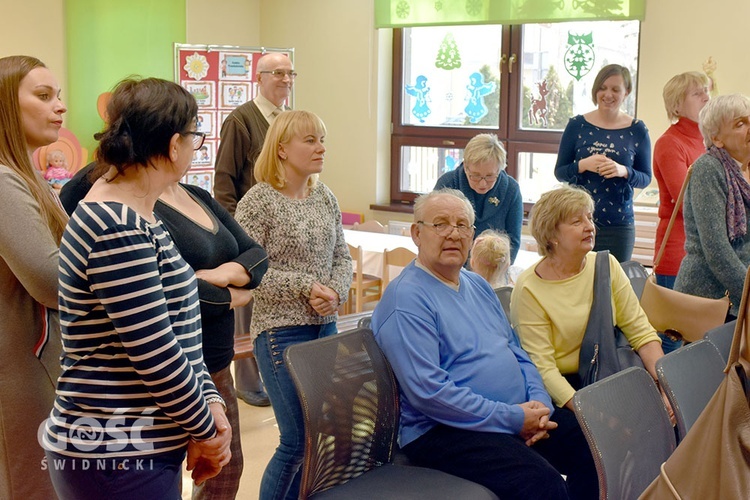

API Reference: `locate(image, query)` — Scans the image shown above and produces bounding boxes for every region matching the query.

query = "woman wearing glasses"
[44,77,231,499]
[434,133,523,263]
[234,110,352,500]
[57,111,268,500]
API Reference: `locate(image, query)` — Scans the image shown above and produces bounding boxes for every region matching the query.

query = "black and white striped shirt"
[44,202,220,458]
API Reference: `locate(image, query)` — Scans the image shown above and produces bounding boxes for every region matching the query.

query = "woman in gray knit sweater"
[675,94,750,317]
[235,110,352,500]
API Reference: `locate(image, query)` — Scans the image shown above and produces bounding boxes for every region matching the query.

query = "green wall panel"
[65,0,186,158]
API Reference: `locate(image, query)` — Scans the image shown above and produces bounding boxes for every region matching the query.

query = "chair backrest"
[348,243,364,277]
[703,319,737,363]
[351,220,386,233]
[357,315,372,329]
[619,260,649,300]
[573,367,676,500]
[494,285,513,319]
[284,328,399,498]
[656,339,726,442]
[382,247,416,288]
[341,211,364,226]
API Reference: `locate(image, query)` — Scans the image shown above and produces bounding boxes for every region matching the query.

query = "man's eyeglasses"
[418,221,475,238]
[259,70,298,79]
[183,131,206,150]
[466,171,499,183]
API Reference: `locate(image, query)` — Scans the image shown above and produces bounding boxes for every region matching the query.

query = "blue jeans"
[594,225,635,263]
[254,322,338,500]
[45,449,184,500]
[654,274,683,354]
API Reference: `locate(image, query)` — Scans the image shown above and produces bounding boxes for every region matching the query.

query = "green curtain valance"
[374,0,646,28]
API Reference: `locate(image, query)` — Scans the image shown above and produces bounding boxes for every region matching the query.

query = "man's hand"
[519,400,558,446]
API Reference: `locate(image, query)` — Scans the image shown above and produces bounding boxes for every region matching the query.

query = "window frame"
[387,24,641,208]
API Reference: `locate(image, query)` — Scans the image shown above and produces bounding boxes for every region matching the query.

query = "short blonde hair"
[663,72,709,122]
[254,110,326,190]
[464,133,506,171]
[530,185,595,257]
[470,229,511,286]
[414,188,475,226]
[698,94,750,148]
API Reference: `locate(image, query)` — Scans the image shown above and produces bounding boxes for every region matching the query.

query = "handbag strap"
[581,253,615,348]
[729,266,750,370]
[654,166,693,268]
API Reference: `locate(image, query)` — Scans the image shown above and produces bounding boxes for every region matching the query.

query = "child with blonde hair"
[470,229,515,288]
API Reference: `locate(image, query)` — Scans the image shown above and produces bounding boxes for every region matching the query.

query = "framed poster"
[192,139,215,167]
[184,81,215,108]
[175,44,295,195]
[196,110,216,138]
[220,82,251,108]
[184,169,214,193]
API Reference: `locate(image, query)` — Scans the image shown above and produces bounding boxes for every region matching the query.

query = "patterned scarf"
[708,145,750,241]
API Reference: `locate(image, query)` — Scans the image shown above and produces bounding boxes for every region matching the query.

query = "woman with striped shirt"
[43,78,230,499]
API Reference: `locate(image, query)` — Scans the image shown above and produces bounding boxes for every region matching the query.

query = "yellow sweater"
[510,252,659,407]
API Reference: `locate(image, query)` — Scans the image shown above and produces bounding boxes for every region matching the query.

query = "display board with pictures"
[174,44,295,194]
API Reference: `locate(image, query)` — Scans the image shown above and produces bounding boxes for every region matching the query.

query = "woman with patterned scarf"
[675,94,750,318]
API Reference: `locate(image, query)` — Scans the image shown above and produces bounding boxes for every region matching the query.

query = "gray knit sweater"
[675,153,750,316]
[235,181,352,339]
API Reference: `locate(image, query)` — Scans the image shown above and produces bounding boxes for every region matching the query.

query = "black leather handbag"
[578,251,644,387]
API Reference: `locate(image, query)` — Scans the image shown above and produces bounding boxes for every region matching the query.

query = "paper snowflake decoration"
[184,53,209,81]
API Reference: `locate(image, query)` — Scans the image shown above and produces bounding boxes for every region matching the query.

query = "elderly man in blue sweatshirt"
[371,188,597,500]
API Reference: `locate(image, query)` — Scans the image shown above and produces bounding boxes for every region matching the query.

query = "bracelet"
[206,396,226,411]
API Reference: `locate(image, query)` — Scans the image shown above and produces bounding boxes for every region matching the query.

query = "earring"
[279,154,287,160]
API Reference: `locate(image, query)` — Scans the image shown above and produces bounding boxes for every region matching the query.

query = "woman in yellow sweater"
[510,185,664,410]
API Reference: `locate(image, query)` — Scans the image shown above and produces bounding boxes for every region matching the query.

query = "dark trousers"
[594,225,635,263]
[402,408,598,500]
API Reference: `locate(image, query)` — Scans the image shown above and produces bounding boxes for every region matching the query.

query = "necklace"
[546,256,585,280]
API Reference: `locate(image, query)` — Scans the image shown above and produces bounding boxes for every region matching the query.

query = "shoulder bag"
[639,266,750,499]
[640,166,730,342]
[578,251,644,387]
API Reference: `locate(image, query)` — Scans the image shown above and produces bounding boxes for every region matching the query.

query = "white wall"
[5,0,749,218]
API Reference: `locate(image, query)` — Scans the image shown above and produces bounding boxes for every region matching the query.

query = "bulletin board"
[174,43,295,193]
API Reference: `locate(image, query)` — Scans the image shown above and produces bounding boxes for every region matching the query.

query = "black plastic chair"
[573,367,676,500]
[284,328,498,499]
[703,319,737,363]
[619,260,650,299]
[656,339,726,442]
[494,285,513,319]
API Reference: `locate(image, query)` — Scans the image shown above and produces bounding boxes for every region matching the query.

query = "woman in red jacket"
[652,71,710,352]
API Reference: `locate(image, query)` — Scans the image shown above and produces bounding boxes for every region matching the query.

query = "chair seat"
[309,463,498,500]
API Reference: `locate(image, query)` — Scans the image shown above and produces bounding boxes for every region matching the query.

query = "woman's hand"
[228,286,253,309]
[579,154,628,179]
[309,282,339,317]
[598,160,628,179]
[196,262,251,288]
[186,402,232,485]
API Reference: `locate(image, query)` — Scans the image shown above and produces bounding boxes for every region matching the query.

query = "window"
[389,21,641,212]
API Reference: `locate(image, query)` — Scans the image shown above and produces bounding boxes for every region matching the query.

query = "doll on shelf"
[43,149,73,188]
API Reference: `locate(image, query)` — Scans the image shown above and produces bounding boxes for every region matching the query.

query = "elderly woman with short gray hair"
[675,94,750,318]
[434,133,523,262]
